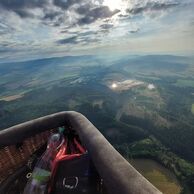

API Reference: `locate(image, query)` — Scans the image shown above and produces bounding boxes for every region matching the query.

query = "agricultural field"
[130,159,182,194]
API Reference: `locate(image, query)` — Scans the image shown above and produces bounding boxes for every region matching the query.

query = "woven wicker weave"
[0,129,55,184]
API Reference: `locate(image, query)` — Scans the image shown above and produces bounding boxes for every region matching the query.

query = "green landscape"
[0,54,194,194]
[191,104,194,115]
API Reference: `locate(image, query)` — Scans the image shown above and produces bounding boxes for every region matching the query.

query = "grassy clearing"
[129,159,182,194]
[175,79,194,87]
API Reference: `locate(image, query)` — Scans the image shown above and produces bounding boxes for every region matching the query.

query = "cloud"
[14,9,35,18]
[0,49,9,53]
[43,11,61,20]
[127,1,179,15]
[76,3,92,15]
[129,28,140,33]
[56,36,78,44]
[0,0,46,9]
[0,22,14,35]
[53,0,78,10]
[78,6,120,25]
[78,31,98,36]
[0,0,193,61]
[100,24,114,30]
[0,0,47,18]
[56,31,101,45]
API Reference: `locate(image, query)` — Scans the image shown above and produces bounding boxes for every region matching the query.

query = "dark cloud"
[79,36,100,45]
[100,24,114,30]
[0,49,9,53]
[150,2,179,10]
[53,0,78,9]
[0,44,16,54]
[79,31,100,43]
[56,36,78,44]
[129,28,140,33]
[60,30,69,33]
[76,4,92,15]
[43,14,65,27]
[78,6,120,25]
[118,14,130,18]
[0,0,120,26]
[79,31,97,36]
[43,11,61,21]
[14,9,34,18]
[56,30,101,45]
[0,0,47,18]
[82,38,100,44]
[128,2,179,15]
[0,0,46,9]
[53,16,65,26]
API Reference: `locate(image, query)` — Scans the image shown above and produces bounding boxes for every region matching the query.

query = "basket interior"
[0,129,55,185]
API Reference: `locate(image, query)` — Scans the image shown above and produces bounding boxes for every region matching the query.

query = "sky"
[0,0,194,62]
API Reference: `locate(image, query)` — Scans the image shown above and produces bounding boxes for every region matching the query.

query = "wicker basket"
[0,129,55,185]
[0,111,162,194]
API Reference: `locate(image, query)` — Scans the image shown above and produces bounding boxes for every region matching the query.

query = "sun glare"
[111,83,118,88]
[103,0,125,11]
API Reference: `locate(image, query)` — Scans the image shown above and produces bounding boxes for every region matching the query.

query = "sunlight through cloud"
[103,0,129,13]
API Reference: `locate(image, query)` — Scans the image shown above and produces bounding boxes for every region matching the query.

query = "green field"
[130,159,182,194]
[175,79,194,87]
